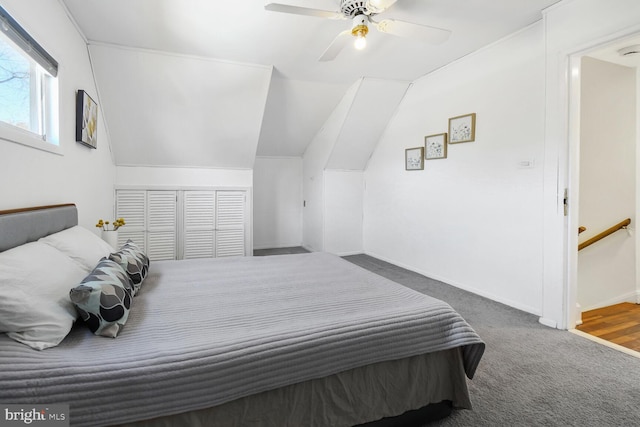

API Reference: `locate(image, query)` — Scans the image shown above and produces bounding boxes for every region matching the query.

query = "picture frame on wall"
[448,113,476,144]
[76,90,98,149]
[425,133,448,160]
[405,147,424,171]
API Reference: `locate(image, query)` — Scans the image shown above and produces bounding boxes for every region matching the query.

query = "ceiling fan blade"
[366,0,398,13]
[264,2,344,19]
[374,19,451,44]
[319,30,352,62]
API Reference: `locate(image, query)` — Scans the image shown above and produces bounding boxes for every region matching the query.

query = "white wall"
[544,0,640,328]
[364,23,546,314]
[577,57,636,311]
[324,170,363,256]
[253,157,303,249]
[303,80,361,252]
[0,0,114,230]
[115,166,252,188]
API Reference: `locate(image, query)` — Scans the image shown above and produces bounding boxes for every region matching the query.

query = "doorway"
[568,33,640,353]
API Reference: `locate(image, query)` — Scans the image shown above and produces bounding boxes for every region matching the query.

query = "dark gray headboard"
[0,204,78,252]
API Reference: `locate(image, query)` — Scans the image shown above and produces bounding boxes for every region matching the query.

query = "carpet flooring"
[253,246,310,256]
[342,254,640,427]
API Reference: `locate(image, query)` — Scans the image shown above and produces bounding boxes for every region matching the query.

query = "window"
[0,6,59,152]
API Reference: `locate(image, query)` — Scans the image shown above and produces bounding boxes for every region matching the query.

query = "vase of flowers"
[96,218,125,249]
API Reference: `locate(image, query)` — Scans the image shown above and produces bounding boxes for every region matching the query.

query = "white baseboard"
[538,317,558,329]
[364,251,542,317]
[581,290,639,312]
[573,302,583,327]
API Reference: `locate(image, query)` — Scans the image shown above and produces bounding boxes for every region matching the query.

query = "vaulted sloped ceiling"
[326,78,409,170]
[62,0,562,168]
[256,72,349,157]
[305,77,410,172]
[89,44,272,169]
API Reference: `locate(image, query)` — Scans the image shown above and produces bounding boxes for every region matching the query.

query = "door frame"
[562,30,640,330]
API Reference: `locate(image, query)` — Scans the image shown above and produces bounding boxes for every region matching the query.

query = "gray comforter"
[0,252,484,426]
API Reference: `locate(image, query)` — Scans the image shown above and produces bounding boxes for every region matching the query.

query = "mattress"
[0,252,484,426]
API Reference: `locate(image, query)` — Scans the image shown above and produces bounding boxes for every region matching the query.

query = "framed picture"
[425,133,448,160]
[76,90,98,149]
[405,147,424,171]
[448,113,476,144]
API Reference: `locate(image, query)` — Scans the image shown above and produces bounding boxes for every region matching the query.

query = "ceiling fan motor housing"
[340,0,378,17]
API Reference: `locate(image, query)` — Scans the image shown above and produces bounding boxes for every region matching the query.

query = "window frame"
[0,6,60,155]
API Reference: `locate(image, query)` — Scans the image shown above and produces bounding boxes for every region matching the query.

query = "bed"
[0,204,485,427]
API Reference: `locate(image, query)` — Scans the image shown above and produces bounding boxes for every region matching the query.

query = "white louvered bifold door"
[215,191,246,257]
[183,191,216,259]
[147,191,177,261]
[115,190,146,251]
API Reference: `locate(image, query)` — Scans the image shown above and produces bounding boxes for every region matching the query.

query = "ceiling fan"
[264,0,451,61]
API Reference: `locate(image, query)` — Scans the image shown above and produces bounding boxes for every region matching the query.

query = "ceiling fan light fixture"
[265,1,452,61]
[351,14,369,50]
[352,24,368,50]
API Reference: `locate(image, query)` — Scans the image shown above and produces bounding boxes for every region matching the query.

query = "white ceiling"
[257,74,350,157]
[89,44,272,169]
[587,34,640,68]
[62,0,562,84]
[60,0,564,165]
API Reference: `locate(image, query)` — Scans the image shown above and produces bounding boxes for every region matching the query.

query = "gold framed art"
[405,147,424,170]
[448,113,476,144]
[425,133,447,160]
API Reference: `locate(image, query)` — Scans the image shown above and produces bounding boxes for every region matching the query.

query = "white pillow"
[0,241,88,350]
[39,225,115,272]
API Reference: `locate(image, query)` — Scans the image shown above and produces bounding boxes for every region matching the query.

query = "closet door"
[116,188,247,260]
[216,191,246,257]
[146,191,177,261]
[115,190,146,251]
[183,191,216,259]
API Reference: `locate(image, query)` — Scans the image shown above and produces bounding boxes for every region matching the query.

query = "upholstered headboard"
[0,204,78,252]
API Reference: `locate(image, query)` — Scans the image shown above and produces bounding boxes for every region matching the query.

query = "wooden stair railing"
[578,218,631,251]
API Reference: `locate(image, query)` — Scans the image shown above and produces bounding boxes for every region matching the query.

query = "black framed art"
[76,90,98,148]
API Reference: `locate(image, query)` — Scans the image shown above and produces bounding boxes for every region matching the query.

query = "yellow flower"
[96,218,126,231]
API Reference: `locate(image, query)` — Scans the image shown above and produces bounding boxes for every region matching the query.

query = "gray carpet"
[343,254,640,427]
[253,246,310,256]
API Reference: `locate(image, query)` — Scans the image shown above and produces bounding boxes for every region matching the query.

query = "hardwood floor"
[577,302,640,352]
